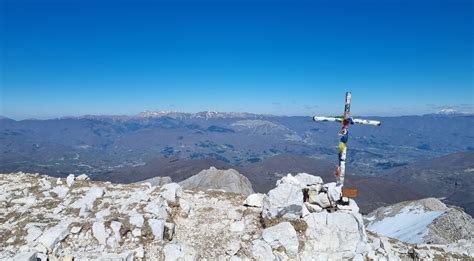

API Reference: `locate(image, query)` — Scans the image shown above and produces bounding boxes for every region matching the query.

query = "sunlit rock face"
[1,172,472,260]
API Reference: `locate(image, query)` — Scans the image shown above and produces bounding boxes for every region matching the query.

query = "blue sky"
[0,0,472,119]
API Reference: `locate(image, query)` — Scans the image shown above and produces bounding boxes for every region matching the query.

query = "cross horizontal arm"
[313,116,344,123]
[352,118,381,126]
[313,116,381,126]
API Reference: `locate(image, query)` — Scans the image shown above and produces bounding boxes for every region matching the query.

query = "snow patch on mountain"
[366,198,474,245]
[367,204,444,243]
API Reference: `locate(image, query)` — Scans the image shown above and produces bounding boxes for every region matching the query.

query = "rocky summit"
[179,167,254,196]
[0,172,473,260]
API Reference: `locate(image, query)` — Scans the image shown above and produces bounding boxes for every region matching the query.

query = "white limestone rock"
[276,174,301,187]
[132,228,142,237]
[163,243,198,261]
[40,179,52,190]
[148,219,165,241]
[13,251,37,261]
[36,220,72,251]
[25,224,43,243]
[51,186,69,199]
[337,199,360,214]
[325,182,342,203]
[262,182,303,220]
[294,173,323,188]
[302,212,368,259]
[161,183,182,204]
[311,192,331,208]
[129,214,145,228]
[262,222,299,257]
[70,226,82,234]
[92,221,108,245]
[139,176,172,186]
[230,221,245,232]
[66,174,75,187]
[144,198,168,220]
[243,193,264,208]
[95,209,111,221]
[227,208,243,221]
[76,174,90,181]
[70,187,104,216]
[134,246,145,258]
[252,240,275,261]
[110,221,122,244]
[179,198,192,214]
[226,240,241,256]
[301,203,310,218]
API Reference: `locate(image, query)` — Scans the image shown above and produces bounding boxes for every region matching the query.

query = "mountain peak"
[135,110,264,119]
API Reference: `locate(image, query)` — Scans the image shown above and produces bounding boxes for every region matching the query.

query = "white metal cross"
[313,92,381,187]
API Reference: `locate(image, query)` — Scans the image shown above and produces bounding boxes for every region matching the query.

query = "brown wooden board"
[342,187,358,198]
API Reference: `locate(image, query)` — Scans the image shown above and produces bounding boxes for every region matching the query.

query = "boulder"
[276,174,301,187]
[66,174,75,187]
[262,222,299,257]
[302,212,368,259]
[25,225,43,243]
[325,182,342,203]
[226,240,241,256]
[179,198,192,214]
[92,222,108,245]
[305,202,323,213]
[243,193,264,208]
[13,251,37,261]
[51,186,69,199]
[294,173,323,188]
[144,198,168,220]
[262,182,303,220]
[76,174,90,181]
[179,167,254,195]
[37,220,72,251]
[252,240,275,261]
[148,219,165,240]
[70,187,104,216]
[129,214,145,228]
[337,199,360,214]
[110,221,122,243]
[161,183,182,204]
[139,176,172,186]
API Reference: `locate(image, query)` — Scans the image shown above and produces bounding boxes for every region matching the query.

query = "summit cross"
[313,92,381,188]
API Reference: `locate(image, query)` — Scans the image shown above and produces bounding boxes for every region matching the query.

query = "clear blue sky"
[1,0,472,119]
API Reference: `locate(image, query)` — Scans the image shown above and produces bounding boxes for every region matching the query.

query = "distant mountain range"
[1,112,472,214]
[1,112,472,176]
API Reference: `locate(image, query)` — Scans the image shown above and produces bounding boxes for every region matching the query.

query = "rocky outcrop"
[138,176,172,186]
[261,181,304,220]
[179,167,254,195]
[0,172,472,260]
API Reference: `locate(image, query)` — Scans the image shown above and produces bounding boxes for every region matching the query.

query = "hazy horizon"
[1,107,473,121]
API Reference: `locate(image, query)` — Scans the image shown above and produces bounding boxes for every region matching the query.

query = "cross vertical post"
[313,92,381,189]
